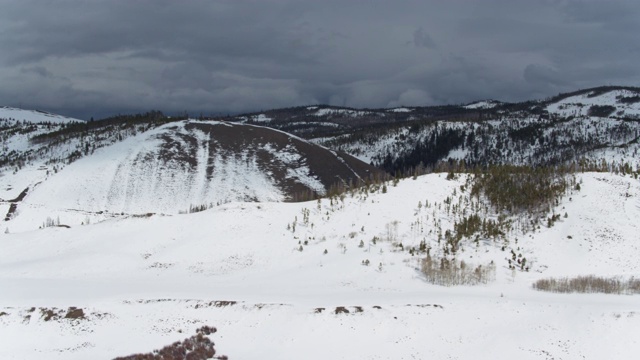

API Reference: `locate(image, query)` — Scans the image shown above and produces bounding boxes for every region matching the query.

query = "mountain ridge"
[221,85,639,173]
[2,85,639,230]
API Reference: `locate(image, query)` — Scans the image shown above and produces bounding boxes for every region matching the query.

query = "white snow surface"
[463,100,500,109]
[387,107,413,113]
[314,108,372,117]
[0,106,82,124]
[1,172,639,359]
[547,89,640,118]
[250,114,272,122]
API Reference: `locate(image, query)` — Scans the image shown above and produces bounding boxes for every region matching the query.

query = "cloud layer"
[0,0,638,119]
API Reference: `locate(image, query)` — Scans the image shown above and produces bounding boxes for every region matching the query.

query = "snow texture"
[547,89,640,118]
[1,173,639,359]
[0,106,82,124]
[463,100,500,109]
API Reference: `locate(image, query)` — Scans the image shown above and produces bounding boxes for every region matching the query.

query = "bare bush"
[113,326,226,360]
[179,203,213,214]
[533,275,640,295]
[421,254,495,286]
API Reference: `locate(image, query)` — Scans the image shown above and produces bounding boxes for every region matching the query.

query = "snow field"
[1,172,639,359]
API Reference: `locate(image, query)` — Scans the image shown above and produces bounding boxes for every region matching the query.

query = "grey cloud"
[20,66,53,78]
[0,0,638,119]
[524,64,567,86]
[561,1,640,28]
[388,89,434,108]
[412,28,436,49]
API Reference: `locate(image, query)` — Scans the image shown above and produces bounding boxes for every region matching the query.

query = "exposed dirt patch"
[8,187,29,202]
[211,300,237,307]
[334,306,350,314]
[4,203,17,221]
[41,307,85,321]
[155,131,199,170]
[4,187,30,221]
[252,303,288,310]
[41,308,61,321]
[148,262,174,269]
[193,300,238,309]
[407,304,444,309]
[132,213,155,218]
[36,307,105,322]
[65,307,85,320]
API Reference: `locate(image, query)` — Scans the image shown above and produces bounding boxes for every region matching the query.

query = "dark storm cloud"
[0,0,638,119]
[412,28,436,49]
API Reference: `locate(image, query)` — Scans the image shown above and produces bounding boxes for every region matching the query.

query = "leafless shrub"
[179,204,213,214]
[334,306,350,314]
[421,254,495,286]
[533,275,640,294]
[113,326,225,360]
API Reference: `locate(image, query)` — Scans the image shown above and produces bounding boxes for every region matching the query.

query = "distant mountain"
[0,106,82,125]
[463,100,502,110]
[224,86,640,173]
[2,86,639,229]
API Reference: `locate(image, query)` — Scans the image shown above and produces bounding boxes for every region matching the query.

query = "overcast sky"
[0,0,639,119]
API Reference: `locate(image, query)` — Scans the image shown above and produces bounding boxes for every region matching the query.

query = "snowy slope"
[18,121,283,214]
[0,106,82,124]
[225,87,640,170]
[547,89,640,118]
[463,100,501,109]
[387,107,413,113]
[314,108,373,117]
[0,172,639,359]
[4,120,379,231]
[318,90,640,169]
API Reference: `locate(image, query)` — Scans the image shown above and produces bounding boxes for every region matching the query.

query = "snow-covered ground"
[238,114,272,123]
[314,108,373,117]
[1,172,638,359]
[463,100,501,110]
[387,107,413,113]
[547,89,640,118]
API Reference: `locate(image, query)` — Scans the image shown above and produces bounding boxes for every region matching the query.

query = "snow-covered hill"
[312,87,640,171]
[201,87,640,175]
[463,99,502,109]
[1,172,638,359]
[0,106,81,125]
[547,88,640,118]
[2,120,379,231]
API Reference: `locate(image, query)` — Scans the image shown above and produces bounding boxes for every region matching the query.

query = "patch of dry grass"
[421,255,495,286]
[533,275,640,294]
